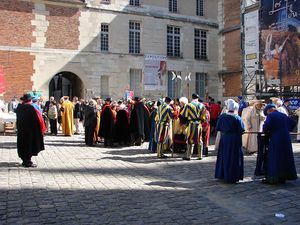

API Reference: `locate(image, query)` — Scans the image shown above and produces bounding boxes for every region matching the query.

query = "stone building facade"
[0,0,221,102]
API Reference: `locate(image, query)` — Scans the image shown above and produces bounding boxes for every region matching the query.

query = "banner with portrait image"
[144,54,167,91]
[260,0,300,86]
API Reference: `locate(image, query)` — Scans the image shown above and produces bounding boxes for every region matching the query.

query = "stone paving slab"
[0,134,299,224]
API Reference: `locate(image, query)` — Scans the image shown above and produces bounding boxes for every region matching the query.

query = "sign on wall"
[260,0,300,86]
[144,54,167,91]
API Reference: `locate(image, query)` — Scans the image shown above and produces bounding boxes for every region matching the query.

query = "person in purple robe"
[262,104,297,184]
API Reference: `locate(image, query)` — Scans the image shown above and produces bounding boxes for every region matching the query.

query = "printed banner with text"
[144,54,167,91]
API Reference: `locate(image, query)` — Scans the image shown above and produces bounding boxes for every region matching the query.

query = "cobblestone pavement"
[0,134,299,225]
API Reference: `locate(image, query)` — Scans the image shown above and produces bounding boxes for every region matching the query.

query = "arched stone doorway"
[49,72,84,101]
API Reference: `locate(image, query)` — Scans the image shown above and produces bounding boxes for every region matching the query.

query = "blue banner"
[286,98,300,110]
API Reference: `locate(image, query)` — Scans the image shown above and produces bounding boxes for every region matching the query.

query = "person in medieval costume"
[84,99,98,146]
[275,99,289,116]
[16,93,46,167]
[8,97,19,113]
[130,97,147,146]
[241,100,253,153]
[114,103,130,146]
[73,96,81,134]
[93,97,101,144]
[148,100,161,152]
[61,96,74,136]
[48,100,58,135]
[202,102,211,157]
[237,96,248,117]
[99,98,115,147]
[243,100,265,154]
[154,97,174,158]
[262,104,297,184]
[173,97,188,152]
[180,93,206,160]
[215,99,244,183]
[209,98,221,136]
[143,99,151,142]
[43,96,54,132]
[214,100,226,152]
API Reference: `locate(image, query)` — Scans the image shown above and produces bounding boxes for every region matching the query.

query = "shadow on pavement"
[0,162,21,168]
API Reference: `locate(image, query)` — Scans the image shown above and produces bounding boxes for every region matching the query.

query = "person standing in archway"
[73,96,81,134]
[61,96,74,136]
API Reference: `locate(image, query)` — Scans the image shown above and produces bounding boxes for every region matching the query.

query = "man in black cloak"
[16,93,45,167]
[130,97,149,146]
[99,98,115,147]
[114,104,130,145]
[84,99,98,146]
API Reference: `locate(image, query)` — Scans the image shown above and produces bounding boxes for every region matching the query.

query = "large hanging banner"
[260,0,300,86]
[144,54,167,91]
[244,10,259,84]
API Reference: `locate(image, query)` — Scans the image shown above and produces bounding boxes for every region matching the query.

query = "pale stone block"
[34,3,46,11]
[35,14,46,21]
[31,20,38,26]
[36,37,47,43]
[32,10,49,16]
[38,26,48,32]
[36,32,45,37]
[31,43,44,48]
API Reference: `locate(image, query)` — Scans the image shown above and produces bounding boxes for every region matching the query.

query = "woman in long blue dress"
[262,104,297,184]
[148,102,159,152]
[215,99,245,183]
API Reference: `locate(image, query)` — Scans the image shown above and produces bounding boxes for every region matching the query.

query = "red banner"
[0,66,5,94]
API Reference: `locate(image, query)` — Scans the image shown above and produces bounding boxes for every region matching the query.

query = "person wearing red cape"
[16,93,46,167]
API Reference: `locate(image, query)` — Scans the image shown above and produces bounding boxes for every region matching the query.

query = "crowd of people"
[1,92,298,185]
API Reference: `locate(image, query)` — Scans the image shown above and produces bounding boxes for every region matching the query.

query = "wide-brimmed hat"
[20,93,32,101]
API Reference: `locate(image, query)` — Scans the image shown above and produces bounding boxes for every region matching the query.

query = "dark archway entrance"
[49,72,83,101]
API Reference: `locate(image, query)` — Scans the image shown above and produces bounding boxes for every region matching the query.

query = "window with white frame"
[129,21,140,54]
[195,72,206,97]
[194,29,207,60]
[100,23,109,52]
[169,0,177,12]
[129,0,140,6]
[101,76,109,99]
[167,25,180,57]
[196,0,204,16]
[167,71,181,99]
[130,69,142,97]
